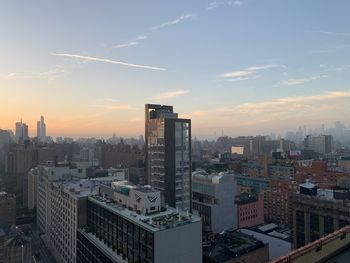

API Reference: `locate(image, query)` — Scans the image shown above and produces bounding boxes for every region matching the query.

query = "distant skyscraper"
[22,123,28,140]
[145,104,191,211]
[37,115,46,143]
[304,134,332,154]
[15,119,29,143]
[15,121,22,143]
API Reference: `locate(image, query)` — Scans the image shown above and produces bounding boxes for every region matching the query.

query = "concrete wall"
[211,175,237,233]
[154,221,202,263]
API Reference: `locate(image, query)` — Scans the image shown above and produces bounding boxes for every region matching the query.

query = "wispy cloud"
[278,75,328,86]
[214,91,350,125]
[218,70,253,78]
[3,65,68,80]
[151,14,194,30]
[113,14,194,49]
[136,35,148,40]
[207,0,243,10]
[319,64,350,72]
[246,64,277,71]
[103,104,136,110]
[113,35,149,49]
[153,90,189,100]
[218,64,278,81]
[310,44,349,55]
[113,41,139,49]
[92,103,137,110]
[307,30,350,37]
[51,53,166,71]
[91,98,137,110]
[217,91,350,113]
[225,75,262,82]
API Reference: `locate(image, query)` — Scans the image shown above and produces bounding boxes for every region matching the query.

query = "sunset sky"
[1,0,350,138]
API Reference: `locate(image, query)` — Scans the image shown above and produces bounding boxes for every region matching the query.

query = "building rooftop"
[89,194,200,232]
[192,169,233,184]
[52,179,99,198]
[294,187,350,214]
[202,229,267,262]
[300,181,316,189]
[0,192,15,199]
[238,228,292,261]
[111,181,157,194]
[258,223,279,233]
[235,193,258,205]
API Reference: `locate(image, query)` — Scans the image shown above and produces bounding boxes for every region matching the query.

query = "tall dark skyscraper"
[145,104,192,211]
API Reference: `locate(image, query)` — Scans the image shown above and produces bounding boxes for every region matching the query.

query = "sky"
[1,0,350,139]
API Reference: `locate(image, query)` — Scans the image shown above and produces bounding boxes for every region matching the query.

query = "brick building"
[265,179,298,227]
[236,193,264,228]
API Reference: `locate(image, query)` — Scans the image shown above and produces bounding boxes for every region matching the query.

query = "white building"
[37,116,46,143]
[35,162,123,263]
[192,170,237,233]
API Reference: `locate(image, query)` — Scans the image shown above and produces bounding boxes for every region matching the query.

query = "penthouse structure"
[77,181,202,263]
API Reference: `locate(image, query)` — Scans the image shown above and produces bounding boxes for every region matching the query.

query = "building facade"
[293,182,350,248]
[235,174,270,194]
[0,192,16,226]
[36,162,101,263]
[145,104,191,211]
[265,179,299,227]
[36,115,46,143]
[304,134,332,154]
[236,193,264,229]
[15,120,29,143]
[192,170,237,233]
[77,182,202,263]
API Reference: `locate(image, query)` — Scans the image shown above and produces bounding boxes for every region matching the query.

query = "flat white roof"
[258,223,278,232]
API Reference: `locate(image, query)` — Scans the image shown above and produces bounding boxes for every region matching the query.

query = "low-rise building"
[203,229,269,263]
[235,193,264,228]
[238,225,292,261]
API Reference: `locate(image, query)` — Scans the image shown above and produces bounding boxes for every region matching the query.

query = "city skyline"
[1,1,350,138]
